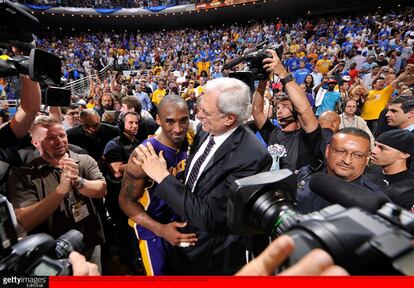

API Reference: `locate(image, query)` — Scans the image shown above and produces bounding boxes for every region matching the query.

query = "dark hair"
[119,111,139,132]
[390,96,414,113]
[372,77,385,85]
[121,96,142,115]
[335,127,370,142]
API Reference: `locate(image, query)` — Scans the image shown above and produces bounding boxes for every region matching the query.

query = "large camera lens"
[249,189,300,236]
[55,229,85,259]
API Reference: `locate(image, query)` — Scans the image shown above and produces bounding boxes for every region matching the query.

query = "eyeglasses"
[330,146,368,160]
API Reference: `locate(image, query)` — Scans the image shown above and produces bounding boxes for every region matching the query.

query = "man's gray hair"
[205,77,252,125]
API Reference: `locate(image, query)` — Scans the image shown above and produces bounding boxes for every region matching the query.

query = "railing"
[64,64,113,97]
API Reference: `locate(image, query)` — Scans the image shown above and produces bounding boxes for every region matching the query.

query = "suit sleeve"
[154,150,272,234]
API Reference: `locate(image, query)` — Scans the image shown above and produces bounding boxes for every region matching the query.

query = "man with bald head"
[67,108,119,166]
[120,95,197,275]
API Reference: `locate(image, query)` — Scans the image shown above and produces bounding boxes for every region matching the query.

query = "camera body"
[0,0,70,106]
[224,39,284,81]
[227,170,414,275]
[0,195,85,275]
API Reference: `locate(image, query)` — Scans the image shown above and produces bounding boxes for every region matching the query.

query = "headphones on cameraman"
[119,112,139,133]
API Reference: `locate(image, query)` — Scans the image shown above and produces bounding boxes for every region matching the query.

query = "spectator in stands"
[61,104,81,130]
[0,100,10,125]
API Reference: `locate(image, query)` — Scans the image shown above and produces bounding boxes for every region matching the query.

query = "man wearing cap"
[375,53,389,67]
[315,78,341,117]
[367,129,414,211]
[362,64,380,89]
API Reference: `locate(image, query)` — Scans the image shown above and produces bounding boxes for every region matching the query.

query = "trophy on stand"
[267,144,287,171]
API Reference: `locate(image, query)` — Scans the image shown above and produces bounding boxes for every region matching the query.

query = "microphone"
[223,55,246,70]
[309,172,389,213]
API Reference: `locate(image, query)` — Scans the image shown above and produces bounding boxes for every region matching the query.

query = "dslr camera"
[0,195,86,275]
[227,170,414,275]
[0,0,70,106]
[224,39,284,81]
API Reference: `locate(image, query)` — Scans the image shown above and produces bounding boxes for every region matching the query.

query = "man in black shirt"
[252,50,322,171]
[367,129,414,211]
[66,108,119,168]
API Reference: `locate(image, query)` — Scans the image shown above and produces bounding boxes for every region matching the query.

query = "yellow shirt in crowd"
[152,89,167,106]
[360,84,394,120]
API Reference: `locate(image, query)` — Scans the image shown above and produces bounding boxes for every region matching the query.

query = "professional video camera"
[0,195,86,275]
[223,39,284,81]
[227,170,414,275]
[0,0,70,106]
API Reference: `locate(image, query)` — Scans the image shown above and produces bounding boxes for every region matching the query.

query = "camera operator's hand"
[263,49,289,79]
[69,252,100,276]
[236,235,348,276]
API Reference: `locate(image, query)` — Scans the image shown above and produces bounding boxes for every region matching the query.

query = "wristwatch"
[73,177,85,190]
[280,74,294,86]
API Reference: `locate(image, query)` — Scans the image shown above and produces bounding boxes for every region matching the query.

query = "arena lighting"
[80,15,83,17]
[62,14,65,16]
[51,13,55,16]
[106,15,109,18]
[123,15,126,18]
[98,15,101,17]
[116,15,118,18]
[41,12,45,15]
[31,11,34,14]
[71,14,74,17]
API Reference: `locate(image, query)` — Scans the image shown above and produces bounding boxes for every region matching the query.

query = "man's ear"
[407,110,414,120]
[156,114,161,126]
[31,138,40,150]
[225,113,237,126]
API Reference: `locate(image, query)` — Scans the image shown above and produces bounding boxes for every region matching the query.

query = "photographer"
[0,75,42,195]
[252,49,322,171]
[7,116,106,269]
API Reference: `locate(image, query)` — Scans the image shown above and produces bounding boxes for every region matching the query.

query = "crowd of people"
[0,4,413,276]
[14,0,192,9]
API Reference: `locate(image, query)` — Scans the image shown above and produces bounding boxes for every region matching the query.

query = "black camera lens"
[55,230,85,259]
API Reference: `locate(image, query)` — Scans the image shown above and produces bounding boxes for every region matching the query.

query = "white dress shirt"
[185,127,238,192]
